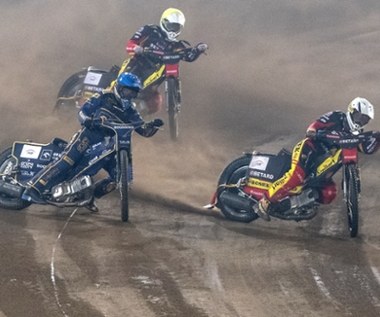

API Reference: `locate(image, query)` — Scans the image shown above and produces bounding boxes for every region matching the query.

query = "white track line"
[50,208,78,317]
[309,267,332,300]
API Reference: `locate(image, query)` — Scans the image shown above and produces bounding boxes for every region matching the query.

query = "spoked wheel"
[217,155,258,223]
[119,150,130,222]
[0,148,31,210]
[166,77,180,141]
[343,164,360,237]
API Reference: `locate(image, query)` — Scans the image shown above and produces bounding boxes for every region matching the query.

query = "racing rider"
[254,97,380,221]
[22,72,164,211]
[116,7,208,114]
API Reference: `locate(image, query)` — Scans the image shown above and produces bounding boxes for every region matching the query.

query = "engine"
[51,175,93,202]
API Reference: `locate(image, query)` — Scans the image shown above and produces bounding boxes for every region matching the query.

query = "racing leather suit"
[266,111,379,203]
[28,91,159,197]
[118,24,205,113]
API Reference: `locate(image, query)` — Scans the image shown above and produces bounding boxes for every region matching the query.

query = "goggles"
[118,86,139,100]
[163,20,182,33]
[352,110,370,127]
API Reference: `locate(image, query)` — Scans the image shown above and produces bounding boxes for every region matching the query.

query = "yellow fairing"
[316,149,341,176]
[109,59,165,90]
[247,177,303,194]
[143,65,165,88]
[247,178,271,189]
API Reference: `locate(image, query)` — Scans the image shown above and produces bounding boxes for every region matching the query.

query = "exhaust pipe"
[0,180,24,198]
[219,191,253,211]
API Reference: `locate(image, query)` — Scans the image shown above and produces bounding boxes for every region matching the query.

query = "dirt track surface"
[1,1,380,316]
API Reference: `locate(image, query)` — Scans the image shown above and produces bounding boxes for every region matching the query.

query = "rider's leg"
[254,138,315,221]
[23,128,103,202]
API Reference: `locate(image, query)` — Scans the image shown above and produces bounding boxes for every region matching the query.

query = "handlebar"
[141,47,190,63]
[316,130,377,148]
[101,120,144,130]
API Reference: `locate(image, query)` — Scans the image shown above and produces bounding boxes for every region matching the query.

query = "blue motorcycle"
[0,121,144,222]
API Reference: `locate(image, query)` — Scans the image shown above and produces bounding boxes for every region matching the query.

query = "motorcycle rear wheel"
[119,150,130,222]
[0,148,31,210]
[217,155,258,223]
[166,77,180,141]
[54,70,87,111]
[343,164,359,237]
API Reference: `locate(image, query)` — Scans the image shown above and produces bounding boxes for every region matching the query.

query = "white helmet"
[346,97,374,135]
[160,8,185,41]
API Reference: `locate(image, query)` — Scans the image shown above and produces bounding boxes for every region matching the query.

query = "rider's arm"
[125,25,151,56]
[358,132,380,154]
[306,111,341,138]
[77,94,102,126]
[125,107,159,137]
[176,41,207,62]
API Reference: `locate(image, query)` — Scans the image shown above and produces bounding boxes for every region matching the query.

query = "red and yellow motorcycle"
[205,131,379,237]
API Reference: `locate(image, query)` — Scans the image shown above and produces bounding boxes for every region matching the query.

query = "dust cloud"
[1,0,380,206]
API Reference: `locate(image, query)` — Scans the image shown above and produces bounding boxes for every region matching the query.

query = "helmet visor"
[163,20,182,33]
[352,110,370,127]
[118,86,139,100]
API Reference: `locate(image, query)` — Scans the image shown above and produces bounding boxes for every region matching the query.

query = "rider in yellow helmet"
[117,8,208,114]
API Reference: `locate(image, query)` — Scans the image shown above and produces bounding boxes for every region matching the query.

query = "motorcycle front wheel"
[217,155,258,223]
[119,150,130,222]
[0,148,31,210]
[343,164,359,237]
[166,77,180,141]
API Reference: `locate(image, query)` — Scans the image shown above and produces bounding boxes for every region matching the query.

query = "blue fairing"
[13,137,117,183]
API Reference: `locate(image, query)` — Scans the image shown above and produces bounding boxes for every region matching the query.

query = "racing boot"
[85,197,99,213]
[253,197,271,221]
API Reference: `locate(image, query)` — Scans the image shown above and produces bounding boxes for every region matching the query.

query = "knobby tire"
[217,155,258,223]
[167,77,180,141]
[344,164,359,237]
[119,150,130,222]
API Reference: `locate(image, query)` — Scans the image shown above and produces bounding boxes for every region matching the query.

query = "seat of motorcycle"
[87,66,108,73]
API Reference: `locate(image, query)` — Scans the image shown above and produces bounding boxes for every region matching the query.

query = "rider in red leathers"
[254,97,380,221]
[116,8,208,114]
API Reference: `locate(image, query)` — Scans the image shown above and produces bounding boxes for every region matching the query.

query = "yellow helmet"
[160,8,185,41]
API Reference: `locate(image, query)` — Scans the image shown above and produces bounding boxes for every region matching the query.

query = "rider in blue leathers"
[22,73,163,210]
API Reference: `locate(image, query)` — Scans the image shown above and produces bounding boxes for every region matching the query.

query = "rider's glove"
[314,130,328,140]
[83,118,94,129]
[196,43,208,53]
[83,116,105,129]
[151,118,164,127]
[373,131,380,140]
[133,45,144,55]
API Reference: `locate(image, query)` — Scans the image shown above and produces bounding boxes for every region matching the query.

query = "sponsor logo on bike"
[20,161,34,169]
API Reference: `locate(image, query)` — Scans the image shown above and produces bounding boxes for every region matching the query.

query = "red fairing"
[165,64,179,77]
[342,148,358,164]
[317,182,337,204]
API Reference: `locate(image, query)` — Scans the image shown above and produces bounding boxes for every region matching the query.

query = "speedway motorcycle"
[0,120,147,222]
[205,131,379,237]
[55,43,207,141]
